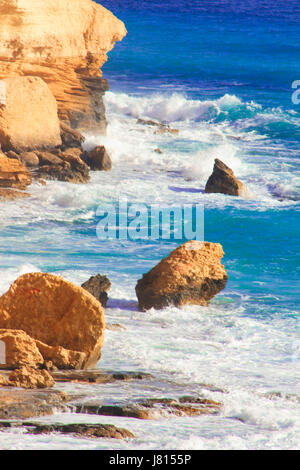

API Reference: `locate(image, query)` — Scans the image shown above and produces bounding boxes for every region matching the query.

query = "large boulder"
[136,241,228,311]
[205,159,245,196]
[0,153,31,190]
[0,273,105,369]
[0,76,62,152]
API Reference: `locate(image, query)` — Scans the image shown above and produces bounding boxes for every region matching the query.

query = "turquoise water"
[0,0,299,450]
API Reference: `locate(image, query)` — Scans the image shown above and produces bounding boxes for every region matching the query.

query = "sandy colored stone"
[136,241,228,311]
[205,158,245,196]
[0,0,127,132]
[0,273,105,368]
[0,389,69,419]
[0,373,10,387]
[0,76,61,152]
[9,366,54,389]
[34,340,86,370]
[0,329,43,370]
[19,151,39,168]
[0,188,30,201]
[0,153,31,189]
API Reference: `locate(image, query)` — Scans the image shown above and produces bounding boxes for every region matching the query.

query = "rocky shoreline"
[0,0,250,445]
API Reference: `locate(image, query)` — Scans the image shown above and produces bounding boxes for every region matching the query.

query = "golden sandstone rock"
[136,241,228,311]
[0,329,43,370]
[9,366,55,389]
[0,76,62,152]
[0,0,127,133]
[0,153,31,190]
[0,273,106,369]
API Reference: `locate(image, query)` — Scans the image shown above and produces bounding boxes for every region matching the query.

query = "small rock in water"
[82,146,112,171]
[205,158,246,197]
[81,274,111,307]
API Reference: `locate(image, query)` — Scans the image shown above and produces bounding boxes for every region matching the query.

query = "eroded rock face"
[0,76,62,152]
[0,273,106,368]
[9,366,55,389]
[35,341,86,371]
[0,329,43,370]
[0,153,31,190]
[0,0,126,133]
[136,241,228,311]
[205,159,245,196]
[35,149,90,184]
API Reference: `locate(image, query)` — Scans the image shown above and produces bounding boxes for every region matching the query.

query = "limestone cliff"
[0,0,127,133]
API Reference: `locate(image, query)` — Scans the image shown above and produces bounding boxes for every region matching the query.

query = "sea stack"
[205,159,245,196]
[136,241,228,311]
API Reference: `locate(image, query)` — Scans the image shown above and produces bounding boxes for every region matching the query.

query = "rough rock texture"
[0,76,61,152]
[0,389,69,418]
[0,0,126,133]
[0,373,10,387]
[136,241,228,311]
[77,396,221,420]
[81,274,111,307]
[28,423,135,439]
[9,366,55,389]
[0,153,31,189]
[0,329,43,370]
[0,188,30,201]
[35,340,86,371]
[83,146,112,171]
[18,152,40,168]
[35,149,90,184]
[205,159,245,196]
[60,123,85,150]
[0,273,106,368]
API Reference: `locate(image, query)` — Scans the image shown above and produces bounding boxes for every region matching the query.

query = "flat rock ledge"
[76,396,222,420]
[0,421,134,440]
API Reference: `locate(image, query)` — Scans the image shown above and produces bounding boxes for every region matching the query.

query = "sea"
[0,0,299,450]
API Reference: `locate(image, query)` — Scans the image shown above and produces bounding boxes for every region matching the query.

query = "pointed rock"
[205,159,245,196]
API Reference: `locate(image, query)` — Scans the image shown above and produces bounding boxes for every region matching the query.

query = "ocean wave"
[105,91,262,124]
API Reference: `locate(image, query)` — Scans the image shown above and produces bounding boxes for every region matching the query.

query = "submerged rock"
[0,389,70,419]
[136,241,228,311]
[5,422,135,440]
[205,158,245,196]
[76,396,221,420]
[83,146,112,171]
[81,274,111,307]
[0,273,105,369]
